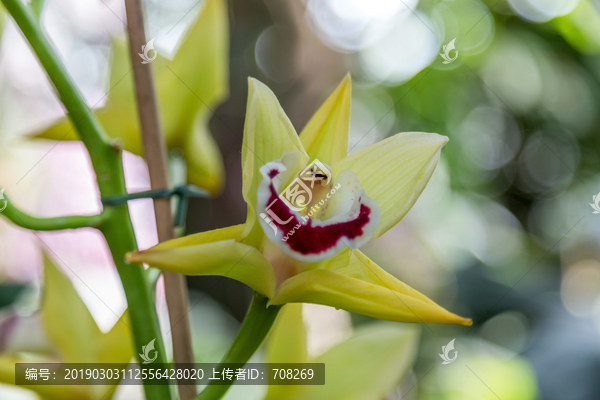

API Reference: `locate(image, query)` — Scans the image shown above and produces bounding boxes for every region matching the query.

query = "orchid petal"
[265,308,420,400]
[41,256,133,365]
[300,323,420,400]
[127,225,276,298]
[240,78,308,239]
[183,109,226,195]
[299,74,351,165]
[0,258,128,400]
[271,250,471,325]
[347,250,443,307]
[160,0,229,138]
[32,38,138,151]
[38,256,131,399]
[264,304,308,400]
[31,0,229,195]
[266,304,308,364]
[333,132,448,238]
[152,223,244,249]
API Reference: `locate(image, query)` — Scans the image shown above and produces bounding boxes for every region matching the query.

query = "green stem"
[0,1,171,399]
[1,195,109,230]
[196,293,282,400]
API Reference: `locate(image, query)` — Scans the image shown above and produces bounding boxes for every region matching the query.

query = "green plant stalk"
[2,196,109,230]
[196,293,282,400]
[0,1,171,399]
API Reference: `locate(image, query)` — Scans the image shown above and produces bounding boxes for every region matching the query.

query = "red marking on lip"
[265,171,371,255]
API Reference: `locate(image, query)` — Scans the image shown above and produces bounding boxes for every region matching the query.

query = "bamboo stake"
[123,1,196,399]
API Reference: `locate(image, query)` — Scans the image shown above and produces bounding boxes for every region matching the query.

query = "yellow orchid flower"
[127,75,471,326]
[32,0,228,195]
[0,256,133,400]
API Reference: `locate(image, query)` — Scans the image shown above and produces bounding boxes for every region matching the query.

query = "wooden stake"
[124,1,196,399]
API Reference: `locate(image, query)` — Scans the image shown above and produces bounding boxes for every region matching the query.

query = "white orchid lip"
[257,155,380,262]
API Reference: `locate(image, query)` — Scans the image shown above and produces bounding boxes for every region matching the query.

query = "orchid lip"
[257,156,380,262]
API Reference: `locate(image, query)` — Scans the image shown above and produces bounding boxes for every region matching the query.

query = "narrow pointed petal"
[334,132,448,238]
[32,118,79,142]
[161,0,229,123]
[240,79,308,241]
[153,223,244,250]
[184,109,226,195]
[242,79,308,212]
[302,323,420,400]
[265,307,421,400]
[266,304,308,364]
[299,74,351,165]
[159,0,229,188]
[31,38,141,153]
[127,225,276,298]
[42,256,133,364]
[265,304,308,400]
[36,256,131,399]
[271,251,471,325]
[156,0,231,195]
[349,250,442,306]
